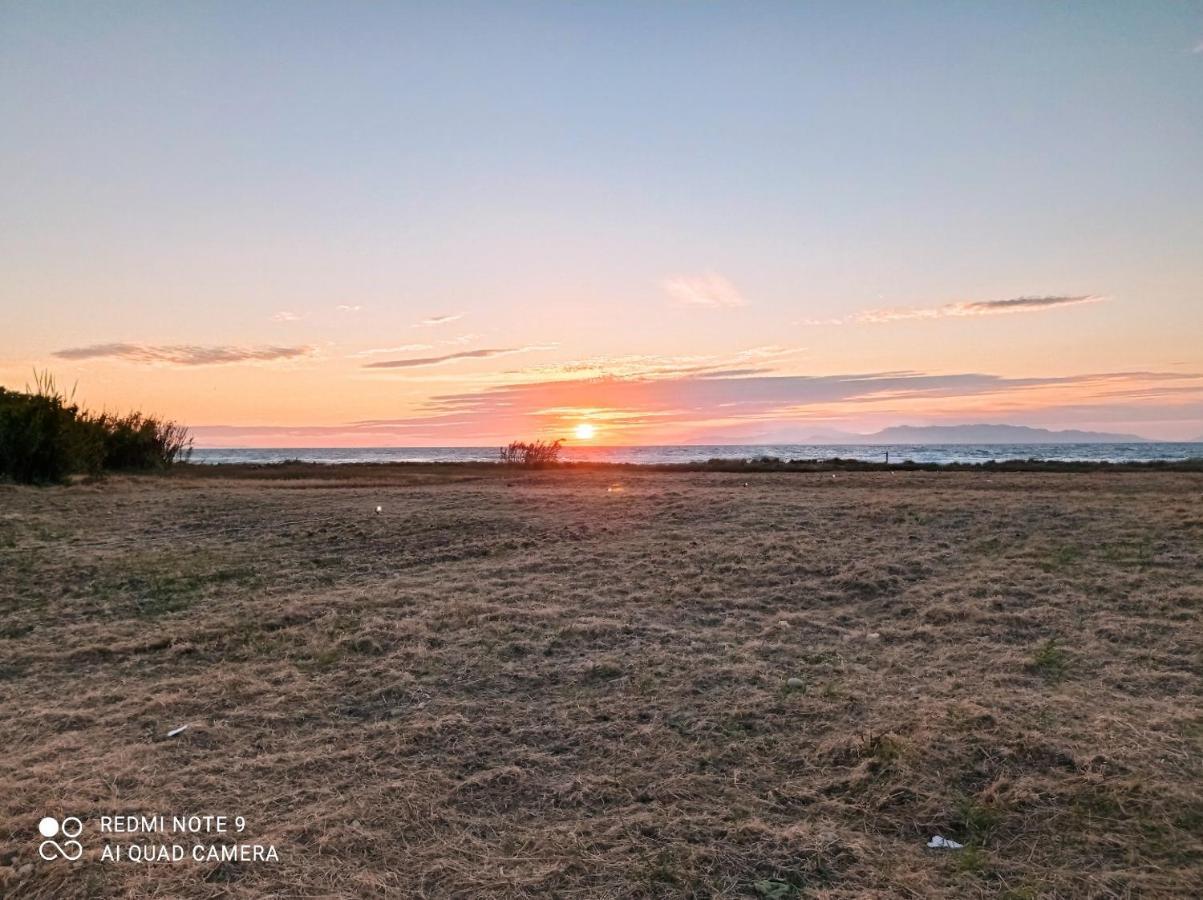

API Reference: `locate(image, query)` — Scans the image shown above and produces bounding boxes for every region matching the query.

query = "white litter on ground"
[926,835,964,849]
[167,724,190,738]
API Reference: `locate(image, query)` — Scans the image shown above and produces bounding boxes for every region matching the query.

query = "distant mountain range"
[796,424,1150,444]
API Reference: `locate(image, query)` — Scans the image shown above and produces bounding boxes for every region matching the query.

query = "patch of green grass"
[974,536,1002,556]
[719,715,758,738]
[1000,887,1040,900]
[341,633,386,656]
[581,660,624,682]
[0,620,35,640]
[307,644,343,670]
[1068,783,1125,821]
[634,673,657,694]
[1039,544,1081,572]
[858,731,907,763]
[751,877,803,898]
[229,622,287,657]
[125,573,208,616]
[499,640,529,659]
[93,553,259,618]
[952,844,989,875]
[1171,800,1203,833]
[802,649,842,668]
[637,848,686,889]
[1100,537,1156,569]
[1029,637,1070,682]
[819,679,844,701]
[955,796,1003,842]
[125,566,255,617]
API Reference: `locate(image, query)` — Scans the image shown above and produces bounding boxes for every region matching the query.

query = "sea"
[190,443,1203,466]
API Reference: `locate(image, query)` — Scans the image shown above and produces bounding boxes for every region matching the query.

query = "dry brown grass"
[1,467,1201,897]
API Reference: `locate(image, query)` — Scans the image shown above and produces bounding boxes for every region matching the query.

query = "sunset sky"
[3,2,1202,445]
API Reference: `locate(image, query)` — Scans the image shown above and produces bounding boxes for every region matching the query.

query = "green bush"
[92,412,192,471]
[0,373,191,484]
[0,386,80,483]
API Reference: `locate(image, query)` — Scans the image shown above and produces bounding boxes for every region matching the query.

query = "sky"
[2,1,1202,445]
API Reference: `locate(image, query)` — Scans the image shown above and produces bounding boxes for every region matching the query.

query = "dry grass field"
[1,466,1201,898]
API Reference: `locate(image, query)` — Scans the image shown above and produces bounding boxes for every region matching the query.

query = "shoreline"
[169,456,1203,478]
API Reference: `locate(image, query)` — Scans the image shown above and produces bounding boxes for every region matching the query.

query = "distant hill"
[861,424,1149,444]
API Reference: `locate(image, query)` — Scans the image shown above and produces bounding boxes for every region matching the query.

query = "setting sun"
[574,423,596,440]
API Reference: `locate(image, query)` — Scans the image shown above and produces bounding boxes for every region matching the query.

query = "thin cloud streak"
[353,343,434,357]
[354,333,483,358]
[413,313,464,327]
[53,343,314,366]
[855,295,1102,323]
[662,272,747,308]
[364,345,555,369]
[500,346,804,383]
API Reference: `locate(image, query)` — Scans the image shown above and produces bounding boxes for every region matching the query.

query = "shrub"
[0,385,81,483]
[92,412,192,470]
[0,372,192,484]
[499,439,562,467]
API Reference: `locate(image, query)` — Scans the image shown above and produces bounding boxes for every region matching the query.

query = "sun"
[574,423,596,440]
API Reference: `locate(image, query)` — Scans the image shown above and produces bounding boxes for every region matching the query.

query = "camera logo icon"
[38,816,84,861]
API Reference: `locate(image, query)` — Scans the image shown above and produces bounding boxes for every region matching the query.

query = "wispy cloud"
[53,343,314,366]
[499,346,804,383]
[733,345,805,362]
[1192,39,1203,53]
[336,304,362,312]
[352,333,484,359]
[794,316,847,327]
[364,345,555,369]
[662,272,747,308]
[414,313,464,327]
[272,310,305,322]
[855,295,1102,323]
[353,343,434,357]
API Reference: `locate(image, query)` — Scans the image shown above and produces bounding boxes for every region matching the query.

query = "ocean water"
[190,443,1203,466]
